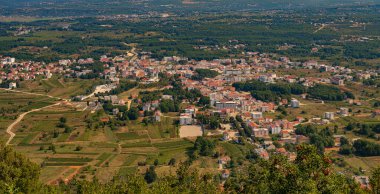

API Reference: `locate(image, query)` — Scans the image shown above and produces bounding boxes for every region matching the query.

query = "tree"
[339,144,353,155]
[159,99,179,113]
[225,144,354,193]
[370,167,380,194]
[75,146,83,151]
[191,69,219,80]
[49,145,56,153]
[0,144,45,193]
[64,126,73,133]
[127,107,139,120]
[168,158,176,166]
[295,125,334,152]
[353,139,380,156]
[198,96,210,106]
[346,123,355,131]
[144,166,157,184]
[59,117,67,123]
[193,137,216,156]
[233,81,305,102]
[209,116,220,130]
[308,84,345,101]
[340,137,349,146]
[0,142,368,193]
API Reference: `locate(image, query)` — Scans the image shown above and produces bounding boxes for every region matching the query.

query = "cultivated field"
[7,102,194,183]
[18,77,99,99]
[0,89,56,142]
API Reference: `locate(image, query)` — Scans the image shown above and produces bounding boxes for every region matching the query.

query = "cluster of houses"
[1,51,378,88]
[0,56,53,82]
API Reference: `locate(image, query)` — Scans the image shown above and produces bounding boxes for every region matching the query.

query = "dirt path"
[314,24,327,33]
[6,102,61,145]
[0,88,71,145]
[144,130,153,146]
[63,166,81,184]
[48,166,81,185]
[1,88,59,99]
[118,143,122,154]
[162,115,179,119]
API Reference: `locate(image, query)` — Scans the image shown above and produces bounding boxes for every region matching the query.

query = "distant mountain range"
[1,0,380,17]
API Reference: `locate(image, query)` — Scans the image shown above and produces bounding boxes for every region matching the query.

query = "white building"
[340,107,349,116]
[251,111,263,119]
[331,77,344,86]
[154,110,162,122]
[1,57,15,65]
[180,113,193,125]
[112,108,119,116]
[270,125,282,134]
[184,107,196,117]
[9,82,17,89]
[291,99,300,108]
[324,112,335,120]
[162,95,173,100]
[252,128,269,138]
[215,101,237,110]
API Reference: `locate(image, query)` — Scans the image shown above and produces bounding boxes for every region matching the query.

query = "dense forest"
[228,82,358,102]
[307,84,350,101]
[233,80,306,102]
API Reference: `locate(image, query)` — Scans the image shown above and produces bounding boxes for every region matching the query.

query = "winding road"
[0,88,66,146]
[5,102,61,145]
[2,84,110,145]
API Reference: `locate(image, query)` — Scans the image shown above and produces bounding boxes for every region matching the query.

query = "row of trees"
[340,139,380,157]
[363,78,380,87]
[346,122,380,139]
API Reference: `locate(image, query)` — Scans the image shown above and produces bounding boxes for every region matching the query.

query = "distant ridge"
[0,0,380,17]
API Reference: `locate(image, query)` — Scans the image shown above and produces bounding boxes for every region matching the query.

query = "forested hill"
[1,0,380,17]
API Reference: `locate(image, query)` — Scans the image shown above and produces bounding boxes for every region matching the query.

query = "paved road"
[6,102,61,145]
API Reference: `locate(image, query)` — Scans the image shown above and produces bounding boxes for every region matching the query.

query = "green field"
[0,89,56,142]
[18,77,100,99]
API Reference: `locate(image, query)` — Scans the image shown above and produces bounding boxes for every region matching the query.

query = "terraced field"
[4,101,194,183]
[0,82,217,184]
[0,89,56,142]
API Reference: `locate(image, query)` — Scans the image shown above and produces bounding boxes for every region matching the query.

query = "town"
[1,49,380,188]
